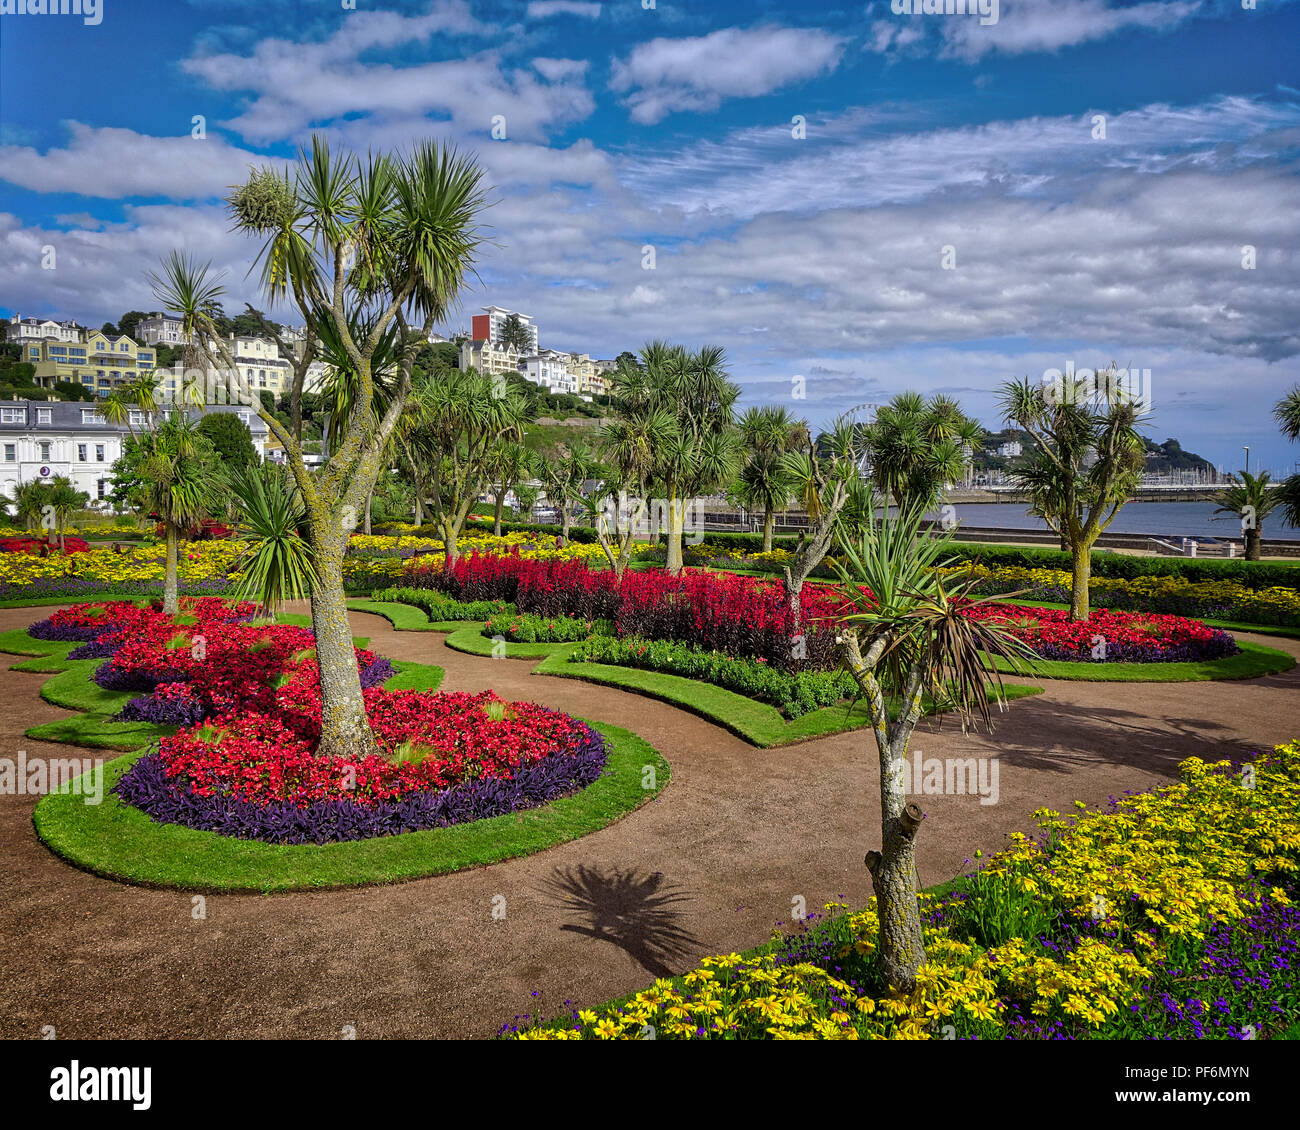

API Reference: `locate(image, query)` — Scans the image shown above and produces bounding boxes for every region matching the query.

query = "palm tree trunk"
[413,494,423,529]
[1246,527,1261,561]
[844,639,928,993]
[560,502,571,543]
[163,524,180,615]
[494,491,505,537]
[1070,538,1092,621]
[442,519,459,566]
[665,494,684,575]
[363,489,373,536]
[307,518,376,760]
[763,507,775,553]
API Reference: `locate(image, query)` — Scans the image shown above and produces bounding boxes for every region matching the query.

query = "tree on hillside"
[117,311,149,342]
[999,367,1146,620]
[1213,471,1277,561]
[197,412,259,471]
[153,135,489,759]
[735,405,807,552]
[498,313,533,356]
[54,380,95,402]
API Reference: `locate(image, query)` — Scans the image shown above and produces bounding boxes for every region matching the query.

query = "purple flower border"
[113,724,609,845]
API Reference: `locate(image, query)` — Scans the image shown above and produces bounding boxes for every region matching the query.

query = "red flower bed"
[162,689,594,806]
[960,604,1239,662]
[0,535,90,554]
[31,599,603,823]
[405,553,855,670]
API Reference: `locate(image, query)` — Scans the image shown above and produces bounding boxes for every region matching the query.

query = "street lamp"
[1243,446,1250,476]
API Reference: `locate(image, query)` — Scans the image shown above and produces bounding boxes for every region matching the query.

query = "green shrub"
[573,635,857,717]
[481,611,611,643]
[371,586,514,622]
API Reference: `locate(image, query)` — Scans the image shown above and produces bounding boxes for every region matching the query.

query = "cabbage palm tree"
[595,372,676,575]
[8,480,49,533]
[999,368,1145,620]
[540,440,597,542]
[47,475,88,552]
[484,439,536,536]
[736,406,806,551]
[1213,471,1277,560]
[864,392,981,511]
[1274,386,1300,532]
[620,342,741,573]
[138,413,223,614]
[834,502,1034,993]
[156,134,488,759]
[228,462,316,621]
[406,367,532,564]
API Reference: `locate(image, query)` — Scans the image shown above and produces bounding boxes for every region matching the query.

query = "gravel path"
[1,603,1296,1039]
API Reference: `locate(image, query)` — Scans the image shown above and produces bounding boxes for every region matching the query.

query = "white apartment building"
[521,349,575,395]
[474,305,538,354]
[9,315,85,344]
[997,441,1023,458]
[136,313,191,347]
[0,401,269,507]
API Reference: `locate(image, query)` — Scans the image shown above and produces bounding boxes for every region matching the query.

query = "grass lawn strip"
[986,639,1294,682]
[0,627,394,752]
[31,719,667,892]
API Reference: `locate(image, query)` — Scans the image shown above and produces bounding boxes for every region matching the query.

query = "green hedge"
[942,544,1299,587]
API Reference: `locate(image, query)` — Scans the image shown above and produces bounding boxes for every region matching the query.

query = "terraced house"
[24,330,157,396]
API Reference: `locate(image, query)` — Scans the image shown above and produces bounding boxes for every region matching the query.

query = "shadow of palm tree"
[541,864,702,978]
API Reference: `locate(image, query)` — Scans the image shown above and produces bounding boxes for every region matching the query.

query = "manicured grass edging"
[349,599,1044,747]
[31,719,667,892]
[0,627,419,751]
[986,639,1295,682]
[532,650,1042,748]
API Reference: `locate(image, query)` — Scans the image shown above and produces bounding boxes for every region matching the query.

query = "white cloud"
[0,122,287,200]
[618,95,1300,221]
[181,1,591,145]
[609,26,848,124]
[867,0,1204,62]
[527,1,602,18]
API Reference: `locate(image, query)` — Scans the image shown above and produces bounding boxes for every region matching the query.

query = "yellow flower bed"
[514,741,1300,1039]
[935,564,1300,623]
[351,531,612,563]
[0,541,242,587]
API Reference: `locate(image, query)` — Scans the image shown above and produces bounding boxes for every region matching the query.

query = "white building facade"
[0,401,269,508]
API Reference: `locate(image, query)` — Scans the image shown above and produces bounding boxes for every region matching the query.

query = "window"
[82,409,105,424]
[36,408,52,424]
[39,442,51,461]
[128,410,149,426]
[2,444,14,462]
[78,444,87,462]
[0,408,24,423]
[97,479,107,500]
[96,445,106,462]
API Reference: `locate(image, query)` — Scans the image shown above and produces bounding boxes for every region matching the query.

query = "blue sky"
[1,0,1298,471]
